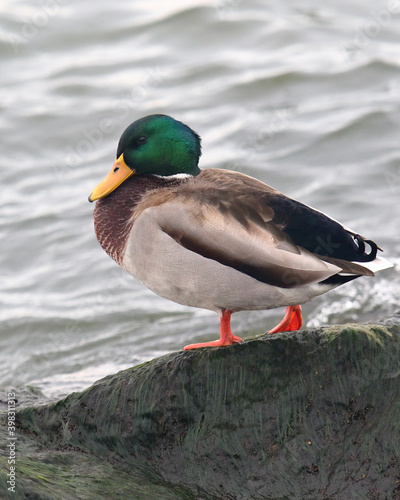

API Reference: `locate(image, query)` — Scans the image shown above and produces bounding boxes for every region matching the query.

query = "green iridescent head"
[117,114,202,176]
[89,114,202,202]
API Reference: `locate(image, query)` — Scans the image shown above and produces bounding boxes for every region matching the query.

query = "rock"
[1,323,400,499]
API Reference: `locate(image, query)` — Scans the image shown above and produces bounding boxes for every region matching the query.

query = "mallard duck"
[89,114,393,350]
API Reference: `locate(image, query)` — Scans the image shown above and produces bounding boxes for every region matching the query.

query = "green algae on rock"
[2,323,400,500]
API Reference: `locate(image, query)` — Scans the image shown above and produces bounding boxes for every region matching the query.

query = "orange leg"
[268,305,302,334]
[184,309,243,350]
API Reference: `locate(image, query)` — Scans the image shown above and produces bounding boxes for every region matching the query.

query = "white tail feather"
[357,255,394,274]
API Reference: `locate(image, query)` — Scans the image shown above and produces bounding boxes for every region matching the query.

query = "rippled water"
[0,0,399,400]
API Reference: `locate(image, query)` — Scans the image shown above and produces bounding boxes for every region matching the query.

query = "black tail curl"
[352,234,379,262]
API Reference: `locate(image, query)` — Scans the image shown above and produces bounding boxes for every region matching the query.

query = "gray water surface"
[0,0,399,400]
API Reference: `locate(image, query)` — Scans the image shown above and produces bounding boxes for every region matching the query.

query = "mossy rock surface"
[1,323,400,499]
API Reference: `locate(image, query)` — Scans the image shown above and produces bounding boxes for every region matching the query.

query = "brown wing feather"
[132,169,374,287]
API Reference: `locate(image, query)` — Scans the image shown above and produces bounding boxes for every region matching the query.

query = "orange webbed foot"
[183,309,243,350]
[268,305,302,334]
[183,335,242,350]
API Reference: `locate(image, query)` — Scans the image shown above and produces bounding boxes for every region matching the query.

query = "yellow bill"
[88,154,135,202]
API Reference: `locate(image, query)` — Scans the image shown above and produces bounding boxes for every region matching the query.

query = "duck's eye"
[137,136,147,145]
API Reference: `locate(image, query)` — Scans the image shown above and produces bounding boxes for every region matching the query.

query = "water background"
[0,0,399,401]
